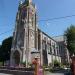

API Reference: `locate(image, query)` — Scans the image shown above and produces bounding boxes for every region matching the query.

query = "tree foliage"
[64,25,75,56]
[0,36,12,62]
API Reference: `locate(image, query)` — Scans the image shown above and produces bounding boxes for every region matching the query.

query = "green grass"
[0,62,3,66]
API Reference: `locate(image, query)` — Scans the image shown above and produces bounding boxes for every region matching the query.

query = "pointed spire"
[19,0,23,5]
[20,1,23,4]
[29,0,32,3]
[23,0,32,6]
[25,0,32,4]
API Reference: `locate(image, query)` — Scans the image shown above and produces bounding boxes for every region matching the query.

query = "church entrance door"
[13,50,20,66]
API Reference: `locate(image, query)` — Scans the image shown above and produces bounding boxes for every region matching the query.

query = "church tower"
[10,0,38,67]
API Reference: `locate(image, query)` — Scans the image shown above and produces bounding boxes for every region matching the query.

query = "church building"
[10,0,69,67]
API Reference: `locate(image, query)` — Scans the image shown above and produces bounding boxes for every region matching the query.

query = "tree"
[64,25,75,56]
[0,36,12,63]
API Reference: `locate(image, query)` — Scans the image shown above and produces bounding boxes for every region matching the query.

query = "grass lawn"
[0,62,3,66]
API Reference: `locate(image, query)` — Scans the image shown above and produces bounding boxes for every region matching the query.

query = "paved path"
[0,73,12,75]
[44,69,71,75]
[45,71,64,75]
[46,73,64,75]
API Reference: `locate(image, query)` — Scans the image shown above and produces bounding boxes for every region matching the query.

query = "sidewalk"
[0,73,12,75]
[44,71,64,75]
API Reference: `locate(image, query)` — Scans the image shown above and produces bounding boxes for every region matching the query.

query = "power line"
[0,29,13,36]
[0,14,75,36]
[0,29,13,44]
[38,14,75,22]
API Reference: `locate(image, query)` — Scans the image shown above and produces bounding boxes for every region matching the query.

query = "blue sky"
[0,0,75,44]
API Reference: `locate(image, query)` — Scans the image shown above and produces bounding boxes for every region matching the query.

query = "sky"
[0,0,75,44]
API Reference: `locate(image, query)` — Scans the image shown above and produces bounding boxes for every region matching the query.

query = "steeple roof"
[29,0,32,3]
[24,0,32,4]
[22,0,32,6]
[18,0,33,9]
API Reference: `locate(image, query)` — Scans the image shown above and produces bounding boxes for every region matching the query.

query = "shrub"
[20,61,26,67]
[53,60,60,67]
[49,63,53,68]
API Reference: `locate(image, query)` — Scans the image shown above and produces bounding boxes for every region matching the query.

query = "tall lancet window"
[21,7,27,19]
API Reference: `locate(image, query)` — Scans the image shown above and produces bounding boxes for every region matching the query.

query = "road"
[0,69,71,75]
[0,72,64,75]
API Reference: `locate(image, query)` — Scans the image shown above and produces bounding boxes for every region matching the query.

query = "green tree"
[0,36,12,64]
[64,25,75,56]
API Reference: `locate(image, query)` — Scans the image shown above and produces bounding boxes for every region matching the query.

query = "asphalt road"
[0,72,64,75]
